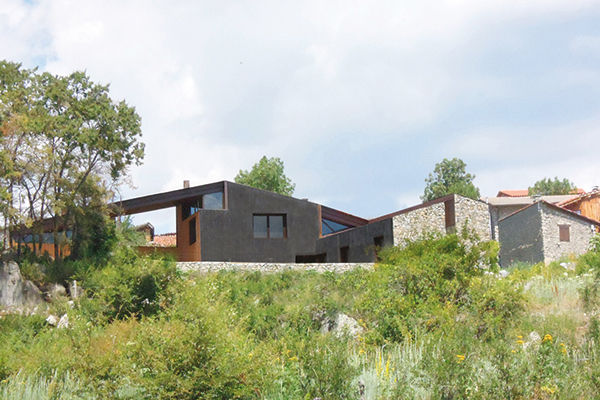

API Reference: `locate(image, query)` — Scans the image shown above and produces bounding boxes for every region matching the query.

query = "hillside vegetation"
[1,230,600,399]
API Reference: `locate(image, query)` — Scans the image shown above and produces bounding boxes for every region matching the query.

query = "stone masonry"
[392,202,446,245]
[540,205,597,263]
[455,195,493,241]
[177,262,374,274]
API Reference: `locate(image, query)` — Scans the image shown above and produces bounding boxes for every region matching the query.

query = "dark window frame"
[189,217,197,245]
[559,224,570,242]
[253,214,287,239]
[181,191,224,220]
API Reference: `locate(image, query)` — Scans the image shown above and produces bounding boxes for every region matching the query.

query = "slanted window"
[189,217,197,245]
[322,218,350,235]
[254,214,287,239]
[559,225,570,242]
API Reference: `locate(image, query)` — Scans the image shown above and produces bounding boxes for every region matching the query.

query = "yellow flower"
[560,343,567,354]
[516,340,524,345]
[456,354,465,363]
[288,356,298,362]
[517,335,523,339]
[543,334,553,343]
[358,348,365,355]
[541,384,557,394]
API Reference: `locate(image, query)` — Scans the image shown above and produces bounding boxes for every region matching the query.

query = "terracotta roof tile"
[148,233,176,247]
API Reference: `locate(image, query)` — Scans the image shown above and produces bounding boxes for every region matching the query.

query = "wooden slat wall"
[580,197,600,222]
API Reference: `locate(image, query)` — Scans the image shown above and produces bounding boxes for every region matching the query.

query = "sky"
[2,0,600,233]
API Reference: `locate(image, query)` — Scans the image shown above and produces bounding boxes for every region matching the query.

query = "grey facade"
[115,182,495,263]
[498,201,600,266]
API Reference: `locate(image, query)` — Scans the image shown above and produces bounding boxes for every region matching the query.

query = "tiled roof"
[496,189,585,197]
[148,233,176,247]
[557,189,600,207]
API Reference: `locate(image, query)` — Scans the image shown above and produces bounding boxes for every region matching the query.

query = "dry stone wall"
[540,205,597,263]
[455,196,493,241]
[177,262,374,274]
[392,202,446,246]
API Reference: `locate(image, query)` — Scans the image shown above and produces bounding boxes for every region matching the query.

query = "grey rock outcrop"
[47,283,67,300]
[320,313,364,338]
[0,260,44,309]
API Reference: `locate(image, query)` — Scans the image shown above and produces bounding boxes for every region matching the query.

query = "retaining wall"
[177,262,374,274]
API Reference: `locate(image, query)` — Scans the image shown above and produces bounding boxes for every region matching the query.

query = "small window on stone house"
[559,225,570,242]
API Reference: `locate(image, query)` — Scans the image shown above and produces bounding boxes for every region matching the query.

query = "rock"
[320,313,364,338]
[68,280,83,299]
[46,314,58,326]
[498,269,509,278]
[57,314,69,329]
[47,283,67,300]
[0,260,44,309]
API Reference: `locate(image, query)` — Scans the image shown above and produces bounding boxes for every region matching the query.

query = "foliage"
[235,156,295,196]
[0,60,144,258]
[4,235,600,398]
[422,157,480,201]
[528,177,577,196]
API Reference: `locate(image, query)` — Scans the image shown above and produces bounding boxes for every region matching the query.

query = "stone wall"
[177,261,374,274]
[392,202,446,246]
[540,204,597,263]
[455,195,493,241]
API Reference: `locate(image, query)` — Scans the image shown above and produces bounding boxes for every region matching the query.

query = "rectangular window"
[253,214,287,239]
[189,217,197,245]
[559,225,570,242]
[340,246,349,263]
[444,199,456,232]
[203,192,223,210]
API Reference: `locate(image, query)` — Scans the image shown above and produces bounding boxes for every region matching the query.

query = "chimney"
[183,180,190,189]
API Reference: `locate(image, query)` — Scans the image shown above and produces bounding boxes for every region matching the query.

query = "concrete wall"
[178,261,374,274]
[197,183,321,262]
[392,202,446,246]
[540,204,597,263]
[315,219,393,262]
[455,195,493,241]
[498,204,544,266]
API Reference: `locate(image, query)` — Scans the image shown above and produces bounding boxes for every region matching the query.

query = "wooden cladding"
[559,225,570,242]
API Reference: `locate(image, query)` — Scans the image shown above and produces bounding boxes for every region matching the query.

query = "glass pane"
[203,192,223,210]
[322,218,349,235]
[269,215,284,238]
[253,215,268,238]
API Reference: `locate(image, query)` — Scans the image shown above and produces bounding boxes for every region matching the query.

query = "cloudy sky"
[2,0,600,233]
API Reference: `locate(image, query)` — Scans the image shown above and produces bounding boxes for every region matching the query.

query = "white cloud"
[2,0,600,232]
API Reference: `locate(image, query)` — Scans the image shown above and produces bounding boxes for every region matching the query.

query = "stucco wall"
[498,204,544,267]
[178,261,374,274]
[454,195,492,241]
[392,202,446,246]
[540,205,597,263]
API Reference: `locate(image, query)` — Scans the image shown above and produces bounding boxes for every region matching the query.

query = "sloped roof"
[498,200,600,226]
[497,188,584,197]
[557,189,600,207]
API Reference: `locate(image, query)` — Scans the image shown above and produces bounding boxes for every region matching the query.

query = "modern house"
[498,200,600,266]
[113,181,492,263]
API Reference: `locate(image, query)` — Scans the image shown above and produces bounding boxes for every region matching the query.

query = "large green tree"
[528,177,577,196]
[0,60,144,258]
[422,158,480,201]
[235,156,295,196]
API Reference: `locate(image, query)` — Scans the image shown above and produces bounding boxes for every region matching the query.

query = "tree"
[0,60,144,259]
[235,156,295,196]
[422,158,480,202]
[528,177,577,196]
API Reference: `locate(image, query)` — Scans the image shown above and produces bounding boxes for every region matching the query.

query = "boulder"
[320,313,364,338]
[0,260,44,309]
[57,314,69,329]
[47,283,67,300]
[46,314,59,326]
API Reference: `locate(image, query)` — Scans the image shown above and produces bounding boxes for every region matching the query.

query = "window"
[254,214,287,238]
[322,218,350,235]
[559,225,570,242]
[203,192,223,210]
[181,191,224,220]
[444,199,456,233]
[189,217,197,245]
